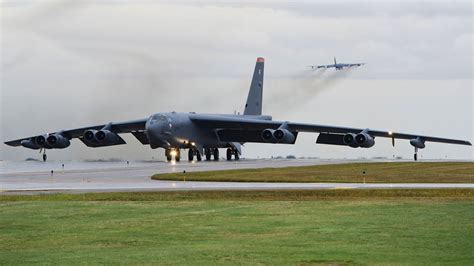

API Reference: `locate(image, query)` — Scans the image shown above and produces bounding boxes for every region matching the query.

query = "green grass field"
[1,190,473,265]
[152,162,474,183]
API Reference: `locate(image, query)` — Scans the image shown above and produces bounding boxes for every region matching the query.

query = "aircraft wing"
[309,64,334,69]
[4,118,147,147]
[347,63,365,67]
[189,114,472,146]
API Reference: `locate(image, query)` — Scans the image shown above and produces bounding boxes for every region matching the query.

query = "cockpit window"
[150,114,170,123]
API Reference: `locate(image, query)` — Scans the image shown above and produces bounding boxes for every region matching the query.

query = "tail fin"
[243,57,264,115]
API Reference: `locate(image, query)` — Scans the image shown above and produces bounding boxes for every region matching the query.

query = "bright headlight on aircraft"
[170,150,177,157]
[191,142,195,146]
[388,131,393,135]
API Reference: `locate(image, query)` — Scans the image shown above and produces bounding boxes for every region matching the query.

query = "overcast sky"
[1,0,472,161]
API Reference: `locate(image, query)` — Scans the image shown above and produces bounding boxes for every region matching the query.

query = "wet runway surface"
[1,159,473,194]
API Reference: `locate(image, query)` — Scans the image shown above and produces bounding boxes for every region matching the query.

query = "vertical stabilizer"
[243,57,264,115]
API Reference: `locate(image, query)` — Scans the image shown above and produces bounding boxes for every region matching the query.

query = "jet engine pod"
[410,137,425,149]
[84,130,98,142]
[273,128,296,144]
[36,135,47,146]
[46,134,71,149]
[20,138,41,150]
[95,130,121,145]
[355,132,375,148]
[343,133,358,148]
[261,129,276,143]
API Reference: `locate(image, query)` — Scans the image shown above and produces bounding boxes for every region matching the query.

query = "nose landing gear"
[165,148,180,162]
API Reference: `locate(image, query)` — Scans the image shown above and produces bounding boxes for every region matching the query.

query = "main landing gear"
[414,147,418,161]
[188,148,202,162]
[226,148,239,161]
[205,148,219,161]
[165,148,180,162]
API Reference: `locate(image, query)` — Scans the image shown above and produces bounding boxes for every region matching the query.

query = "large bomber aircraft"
[310,57,365,70]
[4,57,471,162]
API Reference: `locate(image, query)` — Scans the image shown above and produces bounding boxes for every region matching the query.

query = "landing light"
[388,131,393,135]
[191,142,195,146]
[170,150,177,157]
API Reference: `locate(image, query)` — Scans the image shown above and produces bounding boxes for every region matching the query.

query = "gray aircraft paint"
[3,58,471,162]
[244,57,264,116]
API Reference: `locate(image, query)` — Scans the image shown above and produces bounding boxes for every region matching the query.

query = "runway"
[1,159,473,194]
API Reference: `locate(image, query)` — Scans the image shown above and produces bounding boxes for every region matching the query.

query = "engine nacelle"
[261,129,276,143]
[410,137,425,149]
[20,138,41,150]
[355,132,375,148]
[35,135,47,147]
[95,130,121,144]
[46,134,71,149]
[273,128,296,144]
[343,133,359,148]
[84,129,99,143]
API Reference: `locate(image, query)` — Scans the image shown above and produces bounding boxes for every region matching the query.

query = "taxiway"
[1,159,472,194]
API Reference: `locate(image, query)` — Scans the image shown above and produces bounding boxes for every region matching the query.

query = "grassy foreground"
[1,190,473,265]
[152,162,474,183]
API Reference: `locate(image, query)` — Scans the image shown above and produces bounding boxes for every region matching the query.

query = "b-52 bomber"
[4,57,471,162]
[310,57,365,70]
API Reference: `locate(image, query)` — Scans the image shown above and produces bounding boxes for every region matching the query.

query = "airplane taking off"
[310,57,365,70]
[4,57,471,162]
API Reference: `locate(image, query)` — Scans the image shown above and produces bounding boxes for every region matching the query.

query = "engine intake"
[83,129,125,147]
[343,133,358,148]
[46,134,70,149]
[273,129,296,144]
[84,130,98,142]
[95,130,121,144]
[262,129,276,143]
[36,135,47,146]
[355,132,375,148]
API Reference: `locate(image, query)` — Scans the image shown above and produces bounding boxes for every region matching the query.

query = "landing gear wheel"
[188,149,194,162]
[165,149,172,162]
[196,151,202,161]
[213,148,219,161]
[175,149,181,162]
[234,152,239,161]
[226,148,232,161]
[205,148,212,161]
[414,147,418,161]
[42,153,47,162]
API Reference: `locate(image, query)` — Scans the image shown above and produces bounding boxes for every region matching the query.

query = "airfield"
[2,159,473,264]
[1,159,473,194]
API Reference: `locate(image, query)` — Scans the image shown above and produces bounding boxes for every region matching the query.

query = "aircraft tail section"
[334,57,337,65]
[243,57,264,116]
